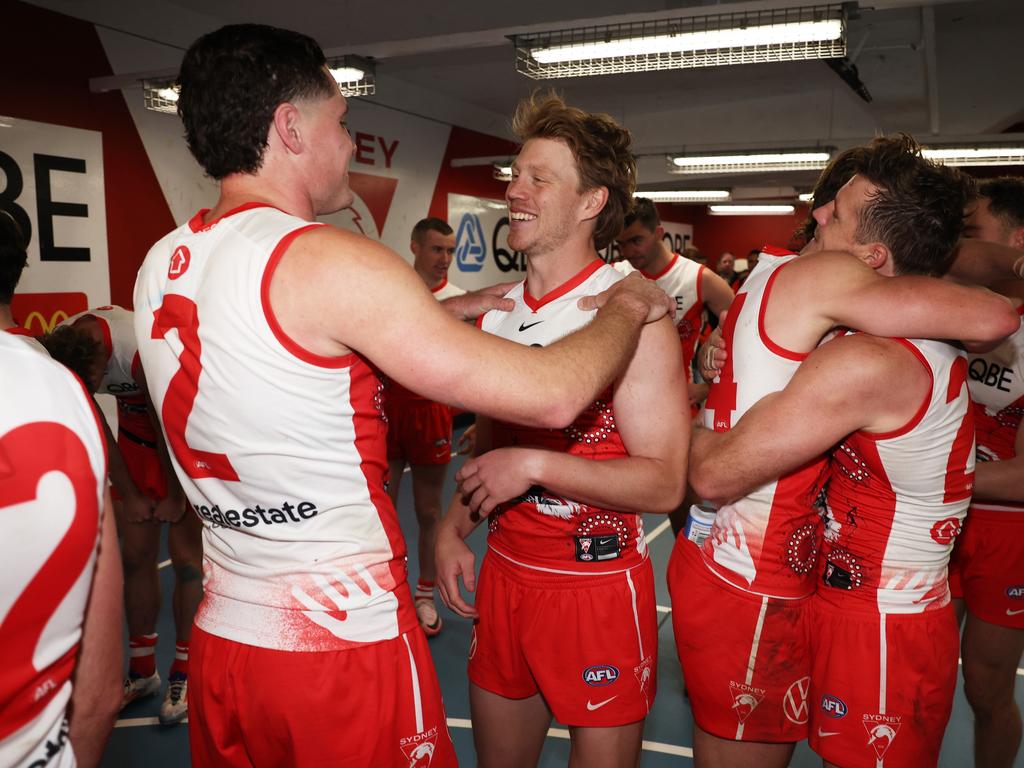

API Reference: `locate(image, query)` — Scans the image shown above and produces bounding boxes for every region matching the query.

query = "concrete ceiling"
[26,0,1024,197]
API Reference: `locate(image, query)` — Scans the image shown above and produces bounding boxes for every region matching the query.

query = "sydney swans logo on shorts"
[863,714,902,759]
[729,681,765,724]
[582,664,619,687]
[455,213,487,272]
[399,725,438,767]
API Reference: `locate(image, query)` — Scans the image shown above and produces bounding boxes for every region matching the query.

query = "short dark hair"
[623,197,660,231]
[0,210,28,305]
[855,134,975,277]
[512,91,636,251]
[177,24,336,180]
[801,145,872,241]
[683,246,705,264]
[411,217,453,243]
[979,176,1024,229]
[39,325,104,391]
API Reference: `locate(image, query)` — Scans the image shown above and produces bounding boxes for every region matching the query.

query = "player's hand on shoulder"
[577,271,675,323]
[441,283,517,321]
[435,527,478,618]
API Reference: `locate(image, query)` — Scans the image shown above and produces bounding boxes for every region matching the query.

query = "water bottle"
[684,504,717,548]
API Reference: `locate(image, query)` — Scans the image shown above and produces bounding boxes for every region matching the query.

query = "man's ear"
[581,186,609,221]
[271,102,304,155]
[1010,226,1024,251]
[860,241,893,274]
[655,225,665,240]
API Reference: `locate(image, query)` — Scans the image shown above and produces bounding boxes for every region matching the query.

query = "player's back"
[700,247,829,599]
[0,333,106,767]
[822,338,974,613]
[134,205,413,652]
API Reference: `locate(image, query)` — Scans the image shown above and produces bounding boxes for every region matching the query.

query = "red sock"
[169,639,189,678]
[128,633,158,678]
[415,579,434,601]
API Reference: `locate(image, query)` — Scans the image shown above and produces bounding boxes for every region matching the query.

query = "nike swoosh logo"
[586,696,617,711]
[1007,608,1024,616]
[518,320,543,332]
[817,729,840,738]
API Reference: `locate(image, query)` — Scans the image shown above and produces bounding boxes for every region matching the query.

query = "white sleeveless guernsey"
[0,333,107,768]
[134,204,413,651]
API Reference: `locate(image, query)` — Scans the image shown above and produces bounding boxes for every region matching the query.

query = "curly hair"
[0,209,28,305]
[512,91,636,251]
[855,134,975,277]
[177,24,336,180]
[39,325,105,392]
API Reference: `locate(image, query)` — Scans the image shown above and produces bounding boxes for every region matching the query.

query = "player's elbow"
[688,460,733,507]
[978,294,1020,342]
[649,474,687,515]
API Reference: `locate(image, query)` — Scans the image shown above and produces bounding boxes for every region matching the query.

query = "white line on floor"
[157,559,171,570]
[645,518,672,544]
[113,714,694,756]
[657,605,672,614]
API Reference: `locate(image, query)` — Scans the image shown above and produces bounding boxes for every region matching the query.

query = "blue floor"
[102,434,1022,766]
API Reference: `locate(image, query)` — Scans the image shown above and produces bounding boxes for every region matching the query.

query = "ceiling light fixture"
[493,164,513,181]
[921,146,1024,167]
[709,204,796,216]
[669,149,832,174]
[327,55,376,97]
[142,78,179,114]
[636,190,731,203]
[513,4,845,80]
[798,192,814,202]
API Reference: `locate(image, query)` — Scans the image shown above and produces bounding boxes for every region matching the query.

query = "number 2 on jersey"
[151,295,239,481]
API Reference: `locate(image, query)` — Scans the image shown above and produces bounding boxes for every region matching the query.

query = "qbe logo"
[582,664,619,687]
[1006,584,1024,599]
[455,213,486,272]
[821,694,848,718]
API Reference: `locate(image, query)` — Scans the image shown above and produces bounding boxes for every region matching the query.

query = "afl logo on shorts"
[1006,585,1024,599]
[821,694,848,718]
[582,665,619,687]
[168,246,191,280]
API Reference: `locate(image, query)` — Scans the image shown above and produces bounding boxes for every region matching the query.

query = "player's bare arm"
[456,316,688,517]
[973,421,1024,503]
[765,251,1019,352]
[949,239,1024,287]
[435,418,494,619]
[67,490,123,768]
[689,333,931,505]
[700,267,735,319]
[270,226,673,428]
[137,367,186,524]
[440,282,517,320]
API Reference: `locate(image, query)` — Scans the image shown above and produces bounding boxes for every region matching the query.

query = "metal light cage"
[921,145,1024,167]
[327,55,376,97]
[667,148,834,175]
[636,190,732,203]
[513,4,846,80]
[142,78,180,114]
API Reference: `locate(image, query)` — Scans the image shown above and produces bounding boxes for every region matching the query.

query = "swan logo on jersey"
[634,656,653,694]
[523,490,582,520]
[930,516,962,545]
[168,246,190,280]
[783,676,810,724]
[863,714,902,759]
[821,694,848,718]
[455,213,487,272]
[583,665,619,686]
[1006,585,1024,599]
[399,725,438,767]
[729,682,765,724]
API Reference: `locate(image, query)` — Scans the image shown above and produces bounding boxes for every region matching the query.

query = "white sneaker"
[415,597,443,637]
[122,671,161,709]
[158,674,188,725]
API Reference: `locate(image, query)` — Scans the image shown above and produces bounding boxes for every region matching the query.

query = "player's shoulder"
[814,332,927,382]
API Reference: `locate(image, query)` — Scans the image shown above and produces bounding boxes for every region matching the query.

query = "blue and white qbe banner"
[448,193,526,291]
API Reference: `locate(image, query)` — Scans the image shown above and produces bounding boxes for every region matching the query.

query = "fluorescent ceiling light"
[798,192,814,202]
[669,150,832,174]
[532,21,842,64]
[514,5,846,80]
[637,190,731,203]
[921,146,1024,166]
[709,204,795,215]
[493,165,513,181]
[326,55,375,97]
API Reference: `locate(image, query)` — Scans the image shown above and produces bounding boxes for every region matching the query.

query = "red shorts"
[807,598,959,768]
[385,398,452,466]
[468,551,657,727]
[667,537,811,743]
[948,510,1024,629]
[189,626,456,768]
[114,429,166,500]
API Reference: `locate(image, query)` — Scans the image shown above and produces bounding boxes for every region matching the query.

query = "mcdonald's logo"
[11,292,89,335]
